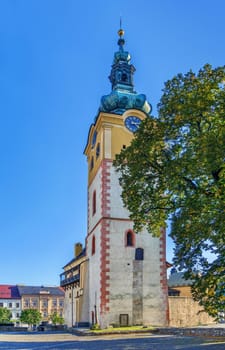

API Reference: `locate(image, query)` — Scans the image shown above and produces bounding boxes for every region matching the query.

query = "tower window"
[96,143,100,159]
[122,73,127,82]
[92,190,96,216]
[92,235,96,255]
[125,230,135,247]
[92,130,97,148]
[135,248,144,261]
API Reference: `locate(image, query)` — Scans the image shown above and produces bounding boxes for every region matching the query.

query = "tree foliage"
[0,307,11,323]
[114,64,225,318]
[49,312,64,325]
[20,309,42,326]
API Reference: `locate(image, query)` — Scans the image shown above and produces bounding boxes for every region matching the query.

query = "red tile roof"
[0,285,20,299]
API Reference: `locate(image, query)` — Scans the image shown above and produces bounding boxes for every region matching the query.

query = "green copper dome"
[99,28,152,115]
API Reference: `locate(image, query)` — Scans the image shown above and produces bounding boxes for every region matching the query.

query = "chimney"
[74,243,82,258]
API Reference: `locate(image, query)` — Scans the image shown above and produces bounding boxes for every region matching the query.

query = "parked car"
[37,321,51,331]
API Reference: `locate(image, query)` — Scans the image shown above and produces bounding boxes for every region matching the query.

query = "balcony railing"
[60,274,80,287]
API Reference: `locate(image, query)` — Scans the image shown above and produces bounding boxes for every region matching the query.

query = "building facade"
[60,243,89,327]
[62,28,168,328]
[0,285,21,323]
[17,285,64,322]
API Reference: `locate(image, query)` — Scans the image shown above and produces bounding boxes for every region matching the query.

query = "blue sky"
[0,0,224,286]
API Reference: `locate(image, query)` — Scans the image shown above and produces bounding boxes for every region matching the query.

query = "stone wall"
[157,327,225,337]
[169,297,215,327]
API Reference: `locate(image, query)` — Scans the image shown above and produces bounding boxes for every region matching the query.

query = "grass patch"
[90,325,155,333]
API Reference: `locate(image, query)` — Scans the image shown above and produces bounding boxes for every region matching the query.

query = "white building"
[0,285,21,323]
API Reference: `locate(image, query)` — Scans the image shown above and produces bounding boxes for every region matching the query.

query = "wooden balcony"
[60,273,80,287]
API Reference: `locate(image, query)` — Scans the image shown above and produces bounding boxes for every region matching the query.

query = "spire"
[117,17,125,52]
[99,26,152,116]
[108,24,135,92]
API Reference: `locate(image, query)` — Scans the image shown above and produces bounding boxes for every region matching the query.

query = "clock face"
[124,116,141,132]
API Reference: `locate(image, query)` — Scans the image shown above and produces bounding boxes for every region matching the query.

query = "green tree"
[20,309,42,327]
[0,307,11,323]
[114,64,225,318]
[49,312,64,325]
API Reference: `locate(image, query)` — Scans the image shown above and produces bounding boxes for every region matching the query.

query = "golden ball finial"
[118,28,125,37]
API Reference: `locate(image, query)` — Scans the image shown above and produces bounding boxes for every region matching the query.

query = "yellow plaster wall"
[85,110,147,185]
[169,286,193,297]
[64,255,87,272]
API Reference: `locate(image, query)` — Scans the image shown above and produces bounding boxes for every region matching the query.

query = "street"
[0,332,225,350]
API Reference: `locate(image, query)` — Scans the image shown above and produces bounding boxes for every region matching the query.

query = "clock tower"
[84,28,168,328]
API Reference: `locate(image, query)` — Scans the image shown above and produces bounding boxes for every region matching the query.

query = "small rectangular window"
[92,191,96,216]
[59,300,64,307]
[24,299,29,307]
[92,235,96,255]
[96,143,100,158]
[135,248,144,260]
[52,299,57,307]
[32,299,38,307]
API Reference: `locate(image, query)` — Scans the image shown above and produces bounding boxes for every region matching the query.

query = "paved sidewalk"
[0,332,78,342]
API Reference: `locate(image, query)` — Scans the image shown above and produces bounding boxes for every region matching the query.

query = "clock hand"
[131,121,140,126]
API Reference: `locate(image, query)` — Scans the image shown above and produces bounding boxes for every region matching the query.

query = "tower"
[84,28,168,328]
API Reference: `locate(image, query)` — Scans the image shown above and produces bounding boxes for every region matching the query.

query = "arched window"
[92,190,96,216]
[135,248,144,261]
[125,230,135,247]
[117,71,121,80]
[92,235,96,255]
[122,72,127,82]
